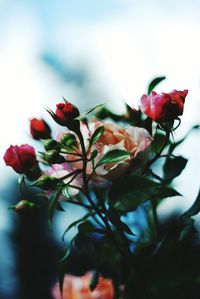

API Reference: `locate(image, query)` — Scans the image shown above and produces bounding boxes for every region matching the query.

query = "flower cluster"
[4,78,197,299]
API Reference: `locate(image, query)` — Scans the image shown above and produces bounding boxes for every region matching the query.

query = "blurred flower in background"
[52,272,114,299]
[0,0,200,298]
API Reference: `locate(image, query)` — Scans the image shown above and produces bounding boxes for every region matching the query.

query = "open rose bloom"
[140,89,188,122]
[52,119,152,187]
[52,272,114,299]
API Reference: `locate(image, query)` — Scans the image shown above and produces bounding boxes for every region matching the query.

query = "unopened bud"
[41,150,65,164]
[30,118,51,140]
[46,100,80,132]
[60,133,77,149]
[33,175,59,190]
[9,200,36,212]
[43,139,60,151]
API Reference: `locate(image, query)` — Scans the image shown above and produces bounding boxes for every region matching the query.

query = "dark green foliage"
[89,126,104,147]
[163,156,188,182]
[181,189,200,219]
[147,76,166,95]
[96,149,130,167]
[109,174,180,212]
[48,188,62,228]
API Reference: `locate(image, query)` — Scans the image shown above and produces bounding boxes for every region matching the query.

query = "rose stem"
[144,130,170,173]
[143,130,170,243]
[76,128,133,262]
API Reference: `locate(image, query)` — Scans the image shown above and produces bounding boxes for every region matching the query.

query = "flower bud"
[43,139,60,151]
[55,102,80,122]
[140,89,188,123]
[46,101,80,131]
[60,133,77,149]
[4,144,37,174]
[33,175,59,190]
[41,150,65,164]
[30,118,51,140]
[9,200,36,212]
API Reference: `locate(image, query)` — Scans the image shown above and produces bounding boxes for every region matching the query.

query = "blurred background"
[0,0,200,298]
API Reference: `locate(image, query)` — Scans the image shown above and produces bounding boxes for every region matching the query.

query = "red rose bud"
[46,101,80,131]
[4,144,37,174]
[56,102,80,122]
[140,89,188,123]
[30,118,51,140]
[33,175,59,190]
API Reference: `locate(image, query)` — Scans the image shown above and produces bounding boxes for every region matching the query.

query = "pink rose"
[52,272,114,299]
[140,89,188,122]
[3,144,37,174]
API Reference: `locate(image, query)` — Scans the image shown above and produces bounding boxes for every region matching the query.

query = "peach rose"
[64,120,152,182]
[52,272,114,299]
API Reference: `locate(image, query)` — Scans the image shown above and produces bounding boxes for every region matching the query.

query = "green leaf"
[89,270,99,291]
[107,208,135,235]
[109,174,180,212]
[95,106,123,122]
[178,217,196,241]
[89,126,104,147]
[76,115,88,125]
[90,149,98,160]
[58,254,69,295]
[96,149,130,168]
[81,103,106,116]
[152,131,171,153]
[78,220,95,234]
[147,76,166,95]
[18,174,25,186]
[163,156,188,182]
[48,188,62,229]
[62,211,94,241]
[58,236,76,294]
[181,189,200,219]
[56,202,65,212]
[125,103,141,124]
[62,185,71,199]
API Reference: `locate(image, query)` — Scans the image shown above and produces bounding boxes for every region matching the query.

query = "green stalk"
[76,128,132,261]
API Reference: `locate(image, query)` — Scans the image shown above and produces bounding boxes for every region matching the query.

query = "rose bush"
[4,79,197,299]
[52,272,114,299]
[140,89,188,122]
[4,144,37,173]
